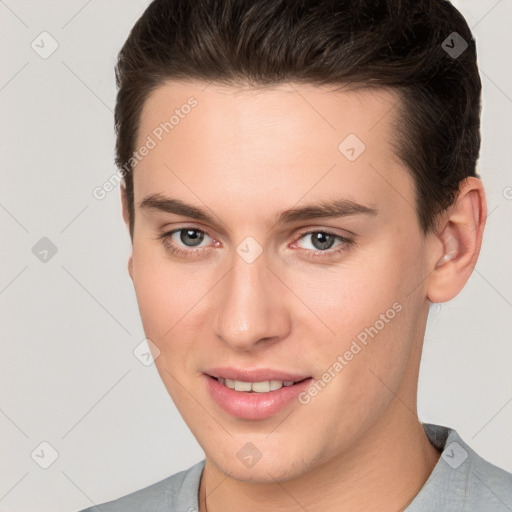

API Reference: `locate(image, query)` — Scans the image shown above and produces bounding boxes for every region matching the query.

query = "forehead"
[133,80,414,227]
[138,80,401,152]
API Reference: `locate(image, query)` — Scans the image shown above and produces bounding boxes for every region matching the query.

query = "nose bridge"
[213,248,290,350]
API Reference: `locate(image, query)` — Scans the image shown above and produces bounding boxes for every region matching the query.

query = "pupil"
[181,229,204,247]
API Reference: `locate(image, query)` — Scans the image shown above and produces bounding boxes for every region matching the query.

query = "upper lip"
[205,367,311,382]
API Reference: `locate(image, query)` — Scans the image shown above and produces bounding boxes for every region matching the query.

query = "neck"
[198,402,440,512]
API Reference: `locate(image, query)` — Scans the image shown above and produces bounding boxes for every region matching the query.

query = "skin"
[120,80,486,511]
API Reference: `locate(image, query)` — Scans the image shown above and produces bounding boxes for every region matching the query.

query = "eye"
[157,227,215,258]
[293,230,353,258]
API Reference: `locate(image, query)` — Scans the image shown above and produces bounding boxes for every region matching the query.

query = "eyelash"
[156,227,354,260]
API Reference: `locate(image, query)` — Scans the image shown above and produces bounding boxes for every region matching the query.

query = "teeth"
[251,381,271,393]
[224,378,236,389]
[270,380,283,390]
[234,380,252,392]
[217,377,299,393]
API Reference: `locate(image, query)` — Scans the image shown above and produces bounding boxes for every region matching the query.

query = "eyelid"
[294,226,351,239]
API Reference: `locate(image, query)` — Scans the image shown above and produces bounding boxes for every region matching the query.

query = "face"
[125,81,433,482]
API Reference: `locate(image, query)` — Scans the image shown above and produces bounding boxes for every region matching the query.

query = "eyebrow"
[139,193,378,228]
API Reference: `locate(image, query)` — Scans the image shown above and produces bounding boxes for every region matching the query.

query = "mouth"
[203,369,314,420]
[208,375,309,393]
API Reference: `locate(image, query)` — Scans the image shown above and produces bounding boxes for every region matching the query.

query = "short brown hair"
[114,0,481,238]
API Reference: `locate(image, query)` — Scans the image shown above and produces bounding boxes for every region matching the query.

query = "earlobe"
[426,177,486,303]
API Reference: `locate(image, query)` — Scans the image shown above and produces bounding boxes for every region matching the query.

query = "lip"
[205,366,310,382]
[203,367,313,420]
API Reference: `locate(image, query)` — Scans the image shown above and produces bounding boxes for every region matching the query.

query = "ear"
[120,182,134,280]
[425,177,487,303]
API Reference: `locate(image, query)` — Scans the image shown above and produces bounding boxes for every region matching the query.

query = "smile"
[204,370,314,420]
[215,377,306,393]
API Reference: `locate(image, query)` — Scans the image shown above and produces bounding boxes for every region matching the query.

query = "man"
[80,0,512,510]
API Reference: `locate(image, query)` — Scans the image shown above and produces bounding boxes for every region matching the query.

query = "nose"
[212,250,292,351]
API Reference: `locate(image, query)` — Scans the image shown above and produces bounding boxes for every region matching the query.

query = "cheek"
[130,249,223,394]
[286,234,425,383]
[131,244,210,339]
[284,244,409,338]
[130,254,204,399]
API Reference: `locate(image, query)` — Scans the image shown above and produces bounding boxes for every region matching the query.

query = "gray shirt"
[78,424,512,511]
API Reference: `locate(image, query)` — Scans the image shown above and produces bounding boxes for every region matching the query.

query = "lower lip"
[204,375,313,420]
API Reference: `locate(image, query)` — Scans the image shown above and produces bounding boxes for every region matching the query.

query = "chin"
[206,442,316,483]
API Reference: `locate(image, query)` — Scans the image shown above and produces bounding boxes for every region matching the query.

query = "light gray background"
[0,1,511,511]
